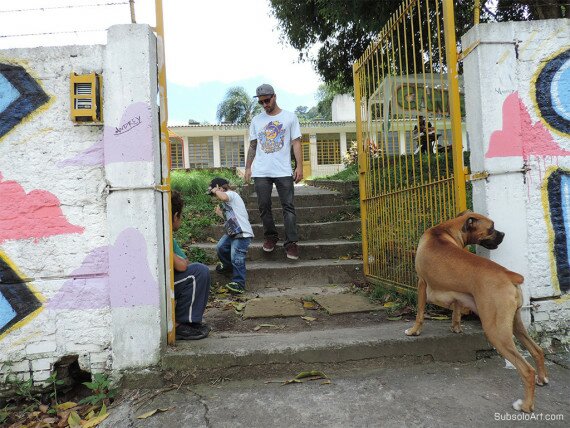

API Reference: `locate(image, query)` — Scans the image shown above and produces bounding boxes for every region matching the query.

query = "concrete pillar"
[340,132,347,165]
[309,133,318,170]
[183,137,190,169]
[103,24,165,369]
[213,134,221,167]
[462,20,570,329]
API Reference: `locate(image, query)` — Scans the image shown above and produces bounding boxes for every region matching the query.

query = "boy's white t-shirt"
[222,190,254,238]
[248,110,302,178]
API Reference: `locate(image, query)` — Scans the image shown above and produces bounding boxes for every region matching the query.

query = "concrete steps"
[245,193,344,208]
[246,204,359,223]
[195,239,362,261]
[211,259,363,290]
[162,321,492,383]
[205,220,361,241]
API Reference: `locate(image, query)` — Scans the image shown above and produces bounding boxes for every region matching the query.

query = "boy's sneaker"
[215,262,232,274]
[285,242,299,260]
[225,282,245,294]
[176,324,207,340]
[262,239,277,252]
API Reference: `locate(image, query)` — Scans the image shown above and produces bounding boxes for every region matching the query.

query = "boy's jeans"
[253,176,298,246]
[216,235,252,286]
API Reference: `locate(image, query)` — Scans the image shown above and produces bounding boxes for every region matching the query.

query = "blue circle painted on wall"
[535,49,570,135]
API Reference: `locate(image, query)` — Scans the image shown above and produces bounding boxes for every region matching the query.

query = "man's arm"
[292,137,303,183]
[244,139,257,183]
[173,253,189,272]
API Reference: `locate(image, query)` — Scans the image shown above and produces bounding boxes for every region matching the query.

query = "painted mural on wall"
[534,49,570,136]
[59,102,153,167]
[0,251,44,339]
[544,168,570,293]
[486,92,570,161]
[0,63,50,140]
[0,173,84,243]
[48,227,159,310]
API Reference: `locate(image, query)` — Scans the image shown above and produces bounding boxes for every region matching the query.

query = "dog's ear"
[457,209,473,217]
[461,216,478,233]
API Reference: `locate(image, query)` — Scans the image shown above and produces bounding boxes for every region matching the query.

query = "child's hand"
[215,205,223,218]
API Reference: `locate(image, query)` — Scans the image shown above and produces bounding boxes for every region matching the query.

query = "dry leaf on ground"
[137,407,173,419]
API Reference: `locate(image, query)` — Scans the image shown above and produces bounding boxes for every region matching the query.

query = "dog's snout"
[496,230,505,243]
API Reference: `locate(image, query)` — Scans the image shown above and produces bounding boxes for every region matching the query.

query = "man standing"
[245,84,302,260]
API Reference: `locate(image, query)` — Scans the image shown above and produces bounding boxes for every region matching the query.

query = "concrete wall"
[332,94,356,122]
[0,24,166,386]
[462,19,570,347]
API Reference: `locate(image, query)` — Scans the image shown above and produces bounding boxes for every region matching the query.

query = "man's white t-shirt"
[248,110,302,178]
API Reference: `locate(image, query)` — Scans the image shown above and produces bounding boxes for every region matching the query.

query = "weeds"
[79,373,117,406]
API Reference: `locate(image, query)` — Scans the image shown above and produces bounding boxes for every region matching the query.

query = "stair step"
[162,321,492,382]
[210,259,363,290]
[246,205,359,224]
[194,239,362,261]
[204,220,361,241]
[246,193,344,208]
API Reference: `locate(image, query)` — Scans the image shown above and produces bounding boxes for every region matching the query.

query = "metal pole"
[443,0,467,213]
[129,0,136,23]
[154,0,176,345]
[353,62,370,277]
[474,0,480,25]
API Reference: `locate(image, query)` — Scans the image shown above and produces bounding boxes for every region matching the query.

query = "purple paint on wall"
[108,227,159,308]
[57,139,104,167]
[58,101,153,167]
[48,228,159,309]
[104,102,153,164]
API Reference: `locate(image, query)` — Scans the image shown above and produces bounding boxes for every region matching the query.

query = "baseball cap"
[255,84,275,98]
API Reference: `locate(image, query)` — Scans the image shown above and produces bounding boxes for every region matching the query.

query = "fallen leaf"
[383,302,396,308]
[281,378,303,385]
[82,413,109,428]
[207,237,217,243]
[85,410,95,420]
[294,370,328,380]
[321,380,332,385]
[56,402,77,411]
[68,411,82,427]
[39,404,49,413]
[301,316,317,322]
[387,316,402,321]
[41,417,58,424]
[429,315,450,320]
[137,408,172,419]
[302,301,317,309]
[338,255,350,260]
[253,323,277,331]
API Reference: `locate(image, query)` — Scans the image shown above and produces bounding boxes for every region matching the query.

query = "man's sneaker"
[176,324,207,340]
[262,239,277,252]
[215,262,232,274]
[225,282,245,294]
[190,322,212,335]
[285,242,299,260]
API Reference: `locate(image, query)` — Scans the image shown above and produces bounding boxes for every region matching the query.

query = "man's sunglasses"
[258,95,274,105]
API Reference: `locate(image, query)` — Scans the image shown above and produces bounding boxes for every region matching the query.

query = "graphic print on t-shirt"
[222,203,243,236]
[258,120,286,154]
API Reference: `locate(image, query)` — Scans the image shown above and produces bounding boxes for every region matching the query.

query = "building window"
[316,133,341,165]
[188,136,214,168]
[302,134,310,162]
[220,135,245,167]
[378,131,400,155]
[170,136,184,169]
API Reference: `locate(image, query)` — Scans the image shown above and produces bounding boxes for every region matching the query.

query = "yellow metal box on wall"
[70,72,102,122]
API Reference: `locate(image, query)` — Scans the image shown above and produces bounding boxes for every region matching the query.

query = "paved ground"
[103,355,570,427]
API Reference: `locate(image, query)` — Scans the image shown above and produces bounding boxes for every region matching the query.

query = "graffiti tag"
[114,115,141,135]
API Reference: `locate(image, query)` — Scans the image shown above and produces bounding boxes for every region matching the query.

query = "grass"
[171,169,242,254]
[318,164,359,181]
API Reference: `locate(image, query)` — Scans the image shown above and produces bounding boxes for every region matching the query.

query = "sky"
[0,0,322,124]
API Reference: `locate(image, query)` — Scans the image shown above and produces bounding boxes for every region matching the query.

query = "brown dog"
[405,211,548,413]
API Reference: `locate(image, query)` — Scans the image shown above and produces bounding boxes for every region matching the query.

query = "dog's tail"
[507,270,524,286]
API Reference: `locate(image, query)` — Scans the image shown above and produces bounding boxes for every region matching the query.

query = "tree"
[269,0,566,90]
[216,87,261,124]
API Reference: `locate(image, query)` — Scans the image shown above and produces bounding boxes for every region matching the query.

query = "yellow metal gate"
[353,0,467,292]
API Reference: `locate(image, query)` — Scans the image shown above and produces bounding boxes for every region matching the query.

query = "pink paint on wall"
[486,92,570,160]
[48,228,159,309]
[0,173,84,244]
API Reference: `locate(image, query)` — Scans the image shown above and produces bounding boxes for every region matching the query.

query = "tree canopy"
[216,87,261,124]
[269,0,567,89]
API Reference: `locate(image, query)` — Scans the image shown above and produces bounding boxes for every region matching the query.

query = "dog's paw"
[404,328,420,336]
[450,325,463,334]
[512,399,533,413]
[536,375,549,386]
